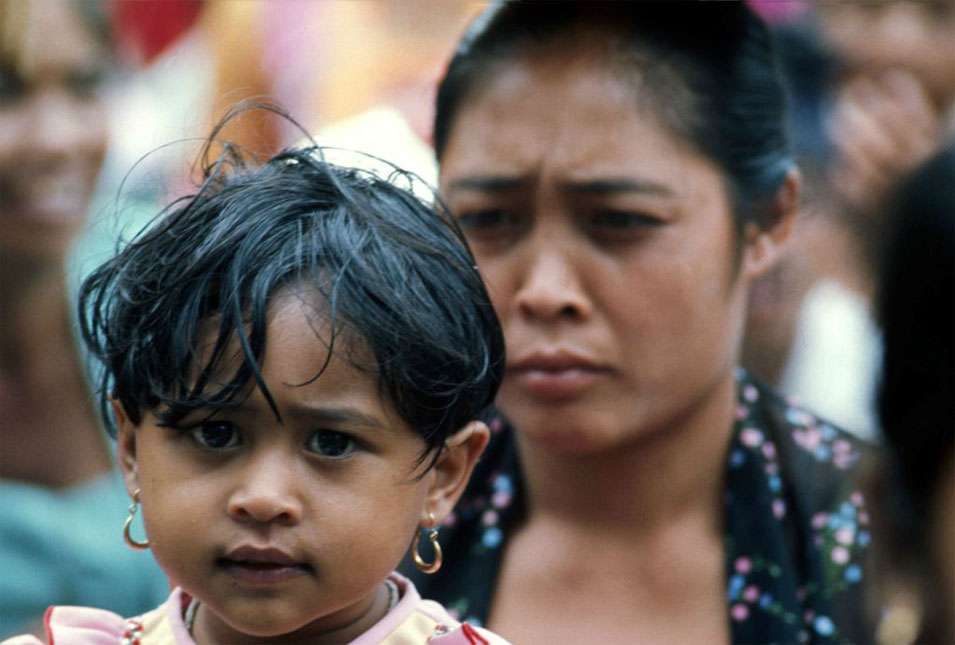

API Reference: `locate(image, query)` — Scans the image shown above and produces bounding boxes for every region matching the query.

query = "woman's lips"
[507,353,609,399]
[217,546,311,585]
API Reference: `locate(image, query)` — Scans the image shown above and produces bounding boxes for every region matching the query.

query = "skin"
[820,1,955,211]
[116,292,488,644]
[0,0,111,260]
[439,44,795,644]
[0,0,113,486]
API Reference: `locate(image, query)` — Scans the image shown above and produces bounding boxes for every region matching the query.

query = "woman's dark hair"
[79,120,505,466]
[876,142,955,521]
[434,1,793,233]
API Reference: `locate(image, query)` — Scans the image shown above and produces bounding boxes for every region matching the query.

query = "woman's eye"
[190,422,241,450]
[306,431,357,459]
[457,209,516,230]
[67,68,108,100]
[0,69,26,105]
[591,210,661,230]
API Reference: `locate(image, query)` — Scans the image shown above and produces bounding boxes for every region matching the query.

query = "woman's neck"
[516,372,737,537]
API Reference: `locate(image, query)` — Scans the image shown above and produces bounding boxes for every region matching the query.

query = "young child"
[3,138,510,644]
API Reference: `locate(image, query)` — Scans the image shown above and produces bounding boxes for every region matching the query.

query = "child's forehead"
[193,285,375,380]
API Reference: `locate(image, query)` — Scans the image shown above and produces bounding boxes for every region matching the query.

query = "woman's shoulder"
[739,369,877,464]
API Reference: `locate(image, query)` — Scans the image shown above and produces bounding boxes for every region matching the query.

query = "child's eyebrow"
[284,404,386,430]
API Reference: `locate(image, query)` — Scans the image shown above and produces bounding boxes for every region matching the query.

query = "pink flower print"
[741,427,764,447]
[831,545,850,564]
[772,499,786,519]
[735,556,753,574]
[801,427,821,450]
[811,512,828,530]
[443,512,458,528]
[736,404,749,420]
[743,585,760,603]
[743,384,759,402]
[731,604,750,621]
[858,511,870,525]
[489,417,504,433]
[761,442,777,459]
[835,527,855,546]
[491,491,511,509]
[850,491,865,507]
[834,452,854,469]
[481,510,498,526]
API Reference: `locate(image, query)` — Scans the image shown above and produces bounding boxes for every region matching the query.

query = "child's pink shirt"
[1,573,509,645]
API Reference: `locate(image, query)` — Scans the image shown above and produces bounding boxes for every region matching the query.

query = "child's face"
[116,292,486,641]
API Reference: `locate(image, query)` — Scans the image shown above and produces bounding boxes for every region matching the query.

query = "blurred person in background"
[0,0,167,635]
[871,144,954,644]
[742,0,954,438]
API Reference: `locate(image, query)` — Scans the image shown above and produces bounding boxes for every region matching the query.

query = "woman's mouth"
[508,352,609,399]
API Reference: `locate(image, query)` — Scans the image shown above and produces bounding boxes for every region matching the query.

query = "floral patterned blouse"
[402,369,878,644]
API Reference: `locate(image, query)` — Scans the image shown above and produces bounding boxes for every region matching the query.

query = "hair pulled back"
[435,1,794,231]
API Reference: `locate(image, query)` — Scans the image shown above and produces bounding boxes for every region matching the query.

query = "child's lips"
[217,545,312,584]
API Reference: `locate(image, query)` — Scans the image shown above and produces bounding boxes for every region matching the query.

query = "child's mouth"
[217,546,312,585]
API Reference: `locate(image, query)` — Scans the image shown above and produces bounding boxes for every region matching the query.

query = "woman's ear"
[742,168,801,279]
[111,398,141,499]
[423,421,490,524]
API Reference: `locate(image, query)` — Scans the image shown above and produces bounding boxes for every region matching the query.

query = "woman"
[0,0,167,635]
[402,3,876,644]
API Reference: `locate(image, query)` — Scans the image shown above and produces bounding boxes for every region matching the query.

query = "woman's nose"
[513,246,593,322]
[227,454,303,526]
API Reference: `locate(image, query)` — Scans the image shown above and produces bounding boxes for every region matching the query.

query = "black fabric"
[401,370,877,644]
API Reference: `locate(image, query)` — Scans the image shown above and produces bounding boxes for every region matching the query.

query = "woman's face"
[0,0,111,261]
[440,50,766,454]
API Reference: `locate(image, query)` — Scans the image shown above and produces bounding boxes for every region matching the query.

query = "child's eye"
[190,421,241,450]
[306,431,356,459]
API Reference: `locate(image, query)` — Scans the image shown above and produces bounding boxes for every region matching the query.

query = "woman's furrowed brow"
[562,177,675,196]
[446,175,531,193]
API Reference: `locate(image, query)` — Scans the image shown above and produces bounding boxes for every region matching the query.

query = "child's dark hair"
[79,120,505,467]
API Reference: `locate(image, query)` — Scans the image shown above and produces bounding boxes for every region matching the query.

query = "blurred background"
[1,0,952,638]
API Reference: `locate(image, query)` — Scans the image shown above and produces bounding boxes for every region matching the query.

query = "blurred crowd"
[1,0,952,641]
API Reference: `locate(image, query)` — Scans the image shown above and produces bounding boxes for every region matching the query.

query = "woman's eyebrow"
[562,178,674,196]
[446,175,531,192]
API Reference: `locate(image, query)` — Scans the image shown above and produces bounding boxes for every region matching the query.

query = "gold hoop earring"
[123,489,149,551]
[412,512,442,574]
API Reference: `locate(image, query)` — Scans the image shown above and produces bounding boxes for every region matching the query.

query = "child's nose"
[227,456,303,525]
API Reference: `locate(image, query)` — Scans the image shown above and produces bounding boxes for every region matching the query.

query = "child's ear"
[423,420,490,524]
[741,168,801,279]
[111,397,141,499]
